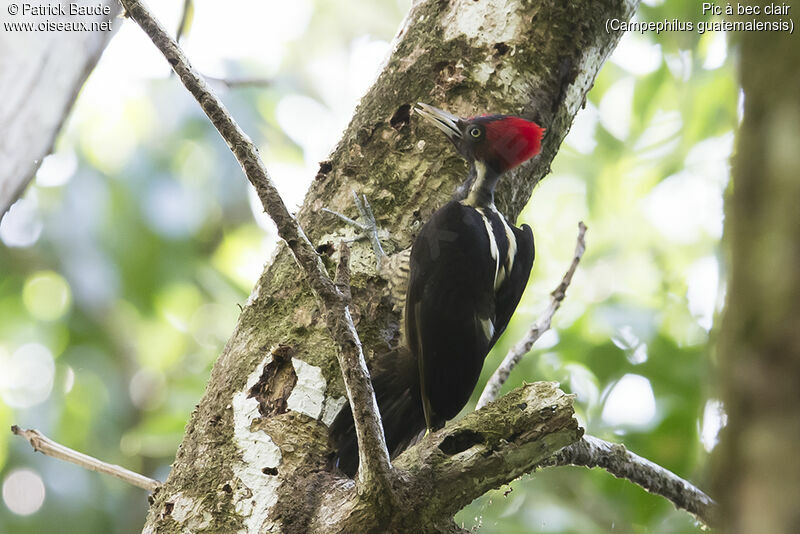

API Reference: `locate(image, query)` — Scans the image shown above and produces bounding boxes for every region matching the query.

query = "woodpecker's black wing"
[405,201,499,426]
[329,346,425,477]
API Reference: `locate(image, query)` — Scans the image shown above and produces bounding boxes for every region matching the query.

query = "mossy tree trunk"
[714,9,800,534]
[140,0,639,532]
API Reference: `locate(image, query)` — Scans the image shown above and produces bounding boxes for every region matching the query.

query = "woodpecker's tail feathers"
[329,346,426,477]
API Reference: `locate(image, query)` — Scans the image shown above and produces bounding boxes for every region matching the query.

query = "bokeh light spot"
[601,374,657,427]
[129,368,167,411]
[2,469,46,516]
[700,399,728,452]
[0,197,43,248]
[63,366,76,394]
[23,271,72,322]
[36,150,78,187]
[0,343,55,408]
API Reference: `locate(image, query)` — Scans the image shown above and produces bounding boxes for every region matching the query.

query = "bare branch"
[321,382,582,532]
[398,382,581,520]
[540,435,718,528]
[11,425,160,492]
[477,221,587,409]
[204,76,274,89]
[118,0,393,493]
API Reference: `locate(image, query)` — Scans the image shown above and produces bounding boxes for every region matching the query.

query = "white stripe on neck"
[464,161,493,208]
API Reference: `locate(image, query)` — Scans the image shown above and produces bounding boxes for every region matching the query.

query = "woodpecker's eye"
[468,126,482,139]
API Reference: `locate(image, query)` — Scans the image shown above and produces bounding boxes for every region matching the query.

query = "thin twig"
[204,76,274,89]
[472,220,718,525]
[175,0,192,43]
[539,435,718,528]
[476,221,587,409]
[119,0,393,493]
[11,426,160,492]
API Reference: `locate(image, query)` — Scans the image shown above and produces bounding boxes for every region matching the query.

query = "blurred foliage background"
[0,0,738,532]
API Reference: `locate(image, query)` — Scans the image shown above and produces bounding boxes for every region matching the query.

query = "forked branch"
[118,0,393,493]
[540,435,718,528]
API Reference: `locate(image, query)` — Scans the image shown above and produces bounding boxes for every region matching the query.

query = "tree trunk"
[0,0,120,217]
[140,0,638,532]
[714,7,800,534]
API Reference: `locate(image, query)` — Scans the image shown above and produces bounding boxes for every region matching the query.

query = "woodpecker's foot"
[323,190,388,270]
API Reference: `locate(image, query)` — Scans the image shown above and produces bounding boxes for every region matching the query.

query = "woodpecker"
[331,103,544,476]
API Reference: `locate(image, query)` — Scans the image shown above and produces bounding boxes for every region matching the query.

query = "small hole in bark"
[433,60,450,73]
[316,242,335,256]
[248,345,297,417]
[390,104,411,131]
[222,483,232,493]
[439,429,484,455]
[164,502,174,516]
[262,467,278,476]
[316,160,333,181]
[516,402,527,411]
[538,405,557,418]
[494,42,510,56]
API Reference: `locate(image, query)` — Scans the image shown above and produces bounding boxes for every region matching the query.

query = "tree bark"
[714,9,800,534]
[0,0,120,218]
[138,0,639,531]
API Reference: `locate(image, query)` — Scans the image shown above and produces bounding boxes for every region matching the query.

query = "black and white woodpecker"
[330,103,545,476]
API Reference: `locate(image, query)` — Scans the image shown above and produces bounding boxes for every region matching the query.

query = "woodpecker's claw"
[323,190,387,270]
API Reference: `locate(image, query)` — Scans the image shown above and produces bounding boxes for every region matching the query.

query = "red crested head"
[478,116,545,173]
[414,103,544,175]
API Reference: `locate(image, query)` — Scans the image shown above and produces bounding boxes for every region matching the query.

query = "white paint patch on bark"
[285,359,349,428]
[441,0,522,46]
[170,492,212,530]
[233,483,280,533]
[473,62,495,84]
[321,395,348,426]
[287,359,327,419]
[231,354,283,533]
